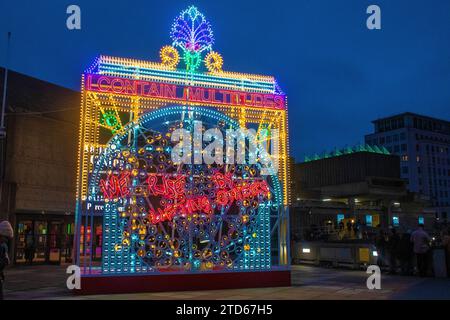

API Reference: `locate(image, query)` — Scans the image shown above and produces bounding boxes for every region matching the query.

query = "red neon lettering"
[111,78,124,94]
[164,84,177,99]
[146,174,186,199]
[212,172,234,189]
[188,87,203,101]
[274,95,284,109]
[97,76,111,92]
[149,196,212,223]
[85,74,286,110]
[214,179,270,207]
[124,79,137,95]
[99,171,130,199]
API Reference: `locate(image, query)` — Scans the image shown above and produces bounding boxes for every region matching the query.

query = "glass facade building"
[365,112,450,221]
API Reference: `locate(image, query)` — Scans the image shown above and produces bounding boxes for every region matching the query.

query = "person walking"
[387,228,400,274]
[410,224,431,277]
[375,229,387,268]
[397,231,413,275]
[24,229,35,265]
[0,220,14,300]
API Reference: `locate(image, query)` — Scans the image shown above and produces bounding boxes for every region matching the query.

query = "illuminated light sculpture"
[75,6,291,294]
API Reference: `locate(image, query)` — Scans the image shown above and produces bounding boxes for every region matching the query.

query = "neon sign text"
[99,171,270,223]
[85,73,285,110]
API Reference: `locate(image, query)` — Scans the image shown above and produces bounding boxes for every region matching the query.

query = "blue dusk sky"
[1,0,449,161]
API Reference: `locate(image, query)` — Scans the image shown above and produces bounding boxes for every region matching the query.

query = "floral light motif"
[205,51,223,73]
[171,6,214,54]
[160,45,180,68]
[99,110,122,133]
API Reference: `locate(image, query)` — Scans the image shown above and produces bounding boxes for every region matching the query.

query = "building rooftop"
[303,144,390,163]
[0,67,79,124]
[371,112,450,126]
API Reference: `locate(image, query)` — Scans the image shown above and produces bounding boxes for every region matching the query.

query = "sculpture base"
[75,269,291,295]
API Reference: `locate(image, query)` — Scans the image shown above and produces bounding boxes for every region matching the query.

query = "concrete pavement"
[3,264,450,300]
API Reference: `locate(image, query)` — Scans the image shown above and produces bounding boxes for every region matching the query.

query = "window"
[418,216,424,225]
[393,216,400,227]
[400,132,406,140]
[392,120,398,130]
[401,144,407,152]
[402,166,409,174]
[365,215,373,227]
[401,155,408,161]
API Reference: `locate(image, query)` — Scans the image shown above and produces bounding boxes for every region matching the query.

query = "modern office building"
[0,68,79,264]
[365,113,450,221]
[291,146,432,242]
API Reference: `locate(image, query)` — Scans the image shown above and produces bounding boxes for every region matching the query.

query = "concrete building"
[365,113,450,222]
[291,147,432,242]
[0,68,79,264]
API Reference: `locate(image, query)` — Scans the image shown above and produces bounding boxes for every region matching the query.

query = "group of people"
[300,220,450,278]
[376,224,450,277]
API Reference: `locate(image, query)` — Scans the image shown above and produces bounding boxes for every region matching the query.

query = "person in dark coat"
[387,228,400,274]
[410,224,431,277]
[24,229,35,265]
[442,228,450,277]
[375,229,387,268]
[397,231,413,275]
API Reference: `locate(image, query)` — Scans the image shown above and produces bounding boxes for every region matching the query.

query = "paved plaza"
[3,264,450,300]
